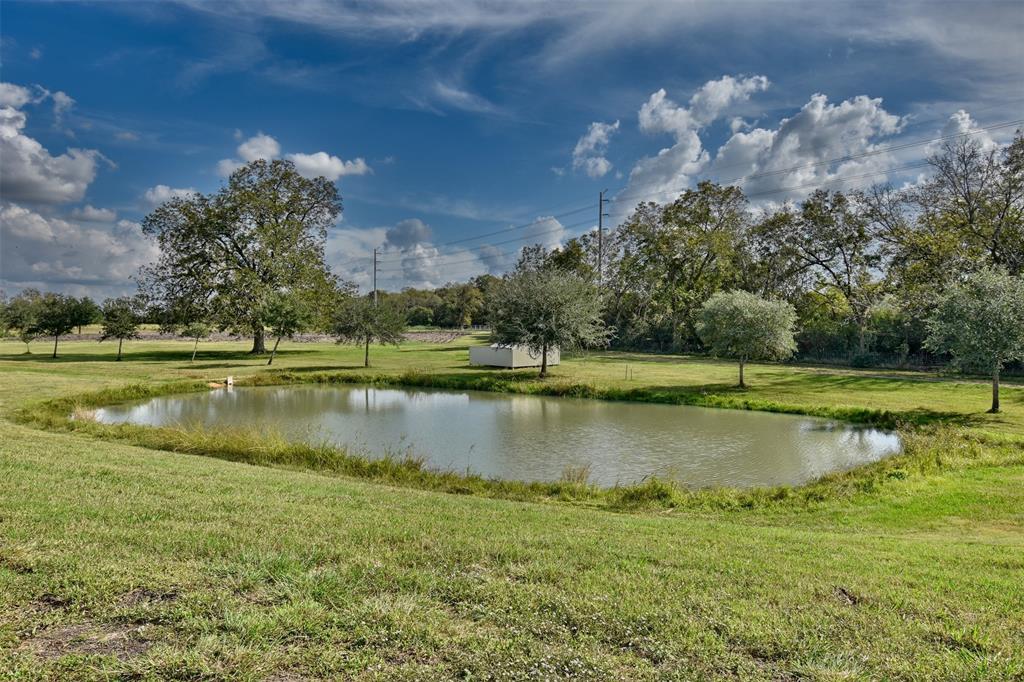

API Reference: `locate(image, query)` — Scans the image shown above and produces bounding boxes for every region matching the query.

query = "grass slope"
[1,335,1023,680]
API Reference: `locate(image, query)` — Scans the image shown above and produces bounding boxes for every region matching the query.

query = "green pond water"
[95,384,901,488]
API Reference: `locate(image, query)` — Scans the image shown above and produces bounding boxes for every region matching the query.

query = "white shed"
[469,343,560,369]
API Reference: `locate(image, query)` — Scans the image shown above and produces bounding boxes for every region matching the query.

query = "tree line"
[2,133,1022,411]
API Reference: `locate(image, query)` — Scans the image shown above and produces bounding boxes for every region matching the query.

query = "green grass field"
[1,335,1022,680]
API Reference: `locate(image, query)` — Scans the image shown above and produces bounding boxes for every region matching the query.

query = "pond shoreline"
[14,368,1008,512]
[91,382,902,489]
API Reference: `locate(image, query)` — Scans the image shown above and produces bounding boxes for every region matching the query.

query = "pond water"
[94,385,901,488]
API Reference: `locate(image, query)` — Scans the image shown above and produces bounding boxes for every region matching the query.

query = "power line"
[336,114,1022,275]
[374,158,934,278]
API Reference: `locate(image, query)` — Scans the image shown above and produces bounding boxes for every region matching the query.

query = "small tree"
[31,293,78,359]
[69,296,102,335]
[487,268,609,378]
[925,268,1024,413]
[264,292,313,366]
[181,322,212,362]
[3,290,42,353]
[332,297,407,368]
[100,296,143,361]
[697,290,797,388]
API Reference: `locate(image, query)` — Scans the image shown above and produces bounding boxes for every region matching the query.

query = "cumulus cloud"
[218,131,370,181]
[0,88,103,204]
[705,93,905,199]
[384,218,432,249]
[519,215,567,251]
[0,202,159,294]
[143,184,197,206]
[0,83,34,108]
[237,132,280,162]
[217,132,280,176]
[931,109,999,153]
[286,151,371,180]
[572,120,619,178]
[625,75,769,203]
[70,204,117,222]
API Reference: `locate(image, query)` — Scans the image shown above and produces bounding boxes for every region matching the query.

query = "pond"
[94,385,901,488]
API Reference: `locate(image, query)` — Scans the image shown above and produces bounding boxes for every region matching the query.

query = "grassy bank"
[2,335,1023,679]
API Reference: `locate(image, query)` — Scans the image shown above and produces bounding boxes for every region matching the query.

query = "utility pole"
[598,189,609,289]
[372,248,378,306]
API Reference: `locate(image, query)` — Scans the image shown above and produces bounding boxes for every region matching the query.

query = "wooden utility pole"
[598,190,609,288]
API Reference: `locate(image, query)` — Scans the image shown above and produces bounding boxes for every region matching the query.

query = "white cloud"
[0,94,102,204]
[385,218,432,249]
[216,158,245,176]
[0,83,33,108]
[572,120,619,178]
[70,204,117,222]
[286,151,371,180]
[429,80,502,115]
[217,132,369,181]
[706,93,905,199]
[931,109,999,154]
[50,91,74,126]
[217,132,281,176]
[115,131,140,142]
[0,202,159,293]
[237,132,280,162]
[624,75,769,204]
[519,215,567,251]
[143,184,197,206]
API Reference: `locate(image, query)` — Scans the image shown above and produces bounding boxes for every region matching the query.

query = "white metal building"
[469,343,560,369]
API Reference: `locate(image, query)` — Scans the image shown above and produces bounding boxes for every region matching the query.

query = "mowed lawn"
[1,335,1023,680]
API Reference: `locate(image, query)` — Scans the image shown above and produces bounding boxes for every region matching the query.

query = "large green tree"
[925,268,1024,413]
[487,268,609,378]
[610,181,748,350]
[697,290,798,388]
[791,190,882,353]
[140,159,343,354]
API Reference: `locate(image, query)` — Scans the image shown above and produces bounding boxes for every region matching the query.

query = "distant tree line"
[3,132,1021,410]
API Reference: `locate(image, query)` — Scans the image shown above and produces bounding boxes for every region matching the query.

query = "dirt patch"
[116,587,178,609]
[833,586,862,606]
[29,593,70,613]
[19,622,152,660]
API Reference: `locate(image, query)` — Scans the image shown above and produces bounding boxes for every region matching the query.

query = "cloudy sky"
[1,0,1022,297]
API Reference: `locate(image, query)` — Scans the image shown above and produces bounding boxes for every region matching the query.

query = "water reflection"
[95,385,901,488]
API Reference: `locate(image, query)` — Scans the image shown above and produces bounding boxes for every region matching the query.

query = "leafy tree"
[31,293,78,359]
[69,296,102,335]
[181,322,212,363]
[925,268,1024,413]
[100,296,144,361]
[792,190,882,353]
[547,234,599,281]
[3,289,42,352]
[333,297,407,368]
[488,268,609,378]
[263,291,313,366]
[407,305,434,326]
[697,290,797,388]
[140,159,343,354]
[442,283,484,328]
[611,182,748,350]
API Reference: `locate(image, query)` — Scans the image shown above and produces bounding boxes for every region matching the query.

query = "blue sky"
[1,0,1022,296]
